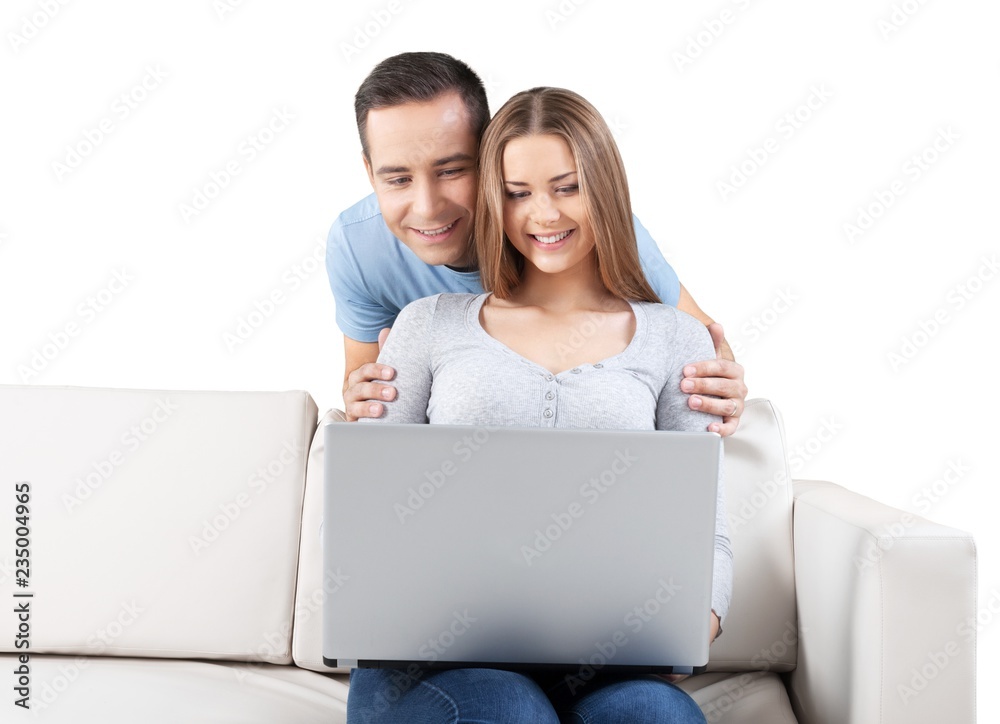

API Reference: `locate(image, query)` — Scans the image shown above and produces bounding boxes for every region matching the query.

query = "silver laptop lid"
[323,423,720,673]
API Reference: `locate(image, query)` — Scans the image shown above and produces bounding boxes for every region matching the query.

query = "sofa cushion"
[0,385,318,664]
[682,671,798,723]
[1,654,348,722]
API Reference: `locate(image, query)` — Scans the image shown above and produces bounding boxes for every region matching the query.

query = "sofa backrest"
[706,398,797,672]
[292,408,349,673]
[293,398,797,673]
[0,384,317,664]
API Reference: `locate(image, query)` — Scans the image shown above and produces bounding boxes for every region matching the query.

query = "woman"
[349,87,731,723]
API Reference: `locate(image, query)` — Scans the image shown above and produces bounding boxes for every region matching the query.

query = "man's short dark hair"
[354,52,490,160]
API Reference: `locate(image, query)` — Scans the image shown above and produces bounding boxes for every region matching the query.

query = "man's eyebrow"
[374,153,475,176]
[504,171,577,186]
[433,152,475,167]
[375,164,410,175]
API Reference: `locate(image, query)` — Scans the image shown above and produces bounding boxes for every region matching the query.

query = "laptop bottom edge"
[325,657,705,676]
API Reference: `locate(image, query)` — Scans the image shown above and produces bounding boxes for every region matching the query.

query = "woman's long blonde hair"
[474,87,661,304]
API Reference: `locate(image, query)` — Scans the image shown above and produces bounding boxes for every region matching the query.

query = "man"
[328,52,747,434]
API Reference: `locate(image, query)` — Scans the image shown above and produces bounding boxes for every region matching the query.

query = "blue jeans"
[347,667,707,723]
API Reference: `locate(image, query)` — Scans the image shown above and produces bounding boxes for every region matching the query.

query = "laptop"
[322,422,721,675]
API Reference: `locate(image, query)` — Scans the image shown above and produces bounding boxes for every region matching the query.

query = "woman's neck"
[505,258,625,313]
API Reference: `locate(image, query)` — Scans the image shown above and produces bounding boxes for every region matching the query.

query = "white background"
[1,0,997,718]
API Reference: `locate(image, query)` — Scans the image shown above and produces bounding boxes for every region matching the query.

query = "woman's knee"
[347,667,560,724]
[441,668,560,722]
[348,668,456,723]
[567,677,706,724]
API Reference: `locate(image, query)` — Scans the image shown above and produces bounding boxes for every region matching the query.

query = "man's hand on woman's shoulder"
[681,323,748,437]
[342,328,396,422]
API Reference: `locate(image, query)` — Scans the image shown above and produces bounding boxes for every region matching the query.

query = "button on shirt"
[363,292,713,434]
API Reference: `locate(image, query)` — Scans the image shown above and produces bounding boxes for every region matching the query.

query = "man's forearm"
[676,284,736,362]
[717,335,735,363]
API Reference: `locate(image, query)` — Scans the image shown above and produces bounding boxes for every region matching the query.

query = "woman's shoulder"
[397,292,483,325]
[435,292,484,306]
[400,291,479,309]
[634,301,712,344]
[634,300,694,325]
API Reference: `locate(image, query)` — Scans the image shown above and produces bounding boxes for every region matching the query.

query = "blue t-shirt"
[326,193,680,343]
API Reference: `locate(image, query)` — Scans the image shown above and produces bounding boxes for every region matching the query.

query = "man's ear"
[362,151,375,189]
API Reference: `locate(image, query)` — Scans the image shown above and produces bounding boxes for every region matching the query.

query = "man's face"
[363,91,479,268]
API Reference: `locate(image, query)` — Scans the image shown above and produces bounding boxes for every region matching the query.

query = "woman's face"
[501,134,596,278]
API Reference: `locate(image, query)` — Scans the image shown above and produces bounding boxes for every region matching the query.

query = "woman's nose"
[531,196,560,226]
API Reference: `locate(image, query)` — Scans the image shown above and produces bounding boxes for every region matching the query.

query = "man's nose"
[411,180,445,219]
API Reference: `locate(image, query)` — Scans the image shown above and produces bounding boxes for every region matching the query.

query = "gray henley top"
[361,292,733,623]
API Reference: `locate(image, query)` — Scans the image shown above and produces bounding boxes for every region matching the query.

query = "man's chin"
[403,239,472,269]
[422,249,471,269]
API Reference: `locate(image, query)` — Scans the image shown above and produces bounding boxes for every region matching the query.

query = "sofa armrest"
[788,480,976,724]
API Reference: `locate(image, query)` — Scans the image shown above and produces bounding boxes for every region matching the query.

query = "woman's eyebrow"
[504,171,578,186]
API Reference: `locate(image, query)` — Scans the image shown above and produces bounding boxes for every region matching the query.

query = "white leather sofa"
[0,384,976,722]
